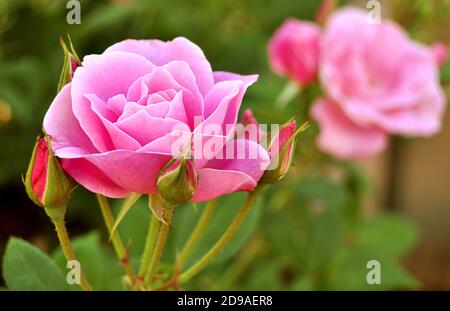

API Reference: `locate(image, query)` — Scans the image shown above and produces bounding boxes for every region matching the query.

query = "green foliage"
[198,174,420,291]
[2,237,67,290]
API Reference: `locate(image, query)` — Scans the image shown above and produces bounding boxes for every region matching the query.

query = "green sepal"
[57,35,80,92]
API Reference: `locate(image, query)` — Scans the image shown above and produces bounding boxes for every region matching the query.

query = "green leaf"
[51,232,123,290]
[356,215,419,256]
[325,215,420,290]
[110,193,141,239]
[2,237,67,290]
[327,249,419,290]
[112,197,151,257]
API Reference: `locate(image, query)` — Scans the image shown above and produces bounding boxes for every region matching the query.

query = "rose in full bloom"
[44,37,270,201]
[312,8,446,159]
[268,18,321,86]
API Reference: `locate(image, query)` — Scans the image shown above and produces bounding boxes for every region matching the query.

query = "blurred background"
[0,0,449,290]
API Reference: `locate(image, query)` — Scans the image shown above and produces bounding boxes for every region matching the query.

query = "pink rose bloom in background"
[268,18,321,86]
[44,37,270,201]
[312,8,446,160]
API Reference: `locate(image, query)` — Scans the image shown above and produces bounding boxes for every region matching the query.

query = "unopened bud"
[24,136,73,219]
[157,158,198,206]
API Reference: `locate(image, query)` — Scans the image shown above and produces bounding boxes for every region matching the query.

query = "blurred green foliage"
[0,0,435,290]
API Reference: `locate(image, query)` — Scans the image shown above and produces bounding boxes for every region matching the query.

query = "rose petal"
[192,169,257,202]
[115,110,186,146]
[62,158,129,198]
[105,37,214,96]
[311,97,388,160]
[43,84,96,153]
[71,52,154,152]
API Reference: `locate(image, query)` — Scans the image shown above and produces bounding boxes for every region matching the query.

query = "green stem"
[144,203,175,288]
[178,200,216,268]
[138,197,161,276]
[178,188,261,284]
[96,194,135,282]
[52,217,92,291]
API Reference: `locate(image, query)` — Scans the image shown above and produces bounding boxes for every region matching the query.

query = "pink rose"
[44,37,270,201]
[268,18,321,86]
[312,8,446,159]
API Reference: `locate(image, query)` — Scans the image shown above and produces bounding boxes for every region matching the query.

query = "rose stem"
[178,200,217,268]
[177,187,262,285]
[52,217,92,290]
[144,204,175,288]
[138,196,161,278]
[96,194,136,284]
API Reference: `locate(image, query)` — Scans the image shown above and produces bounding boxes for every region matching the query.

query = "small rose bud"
[157,158,198,206]
[260,119,309,184]
[431,42,448,67]
[241,108,258,127]
[268,19,321,87]
[239,108,265,143]
[25,136,73,219]
[57,36,81,92]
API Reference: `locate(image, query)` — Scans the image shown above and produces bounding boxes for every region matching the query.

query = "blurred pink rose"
[312,8,446,159]
[44,37,270,201]
[268,18,321,86]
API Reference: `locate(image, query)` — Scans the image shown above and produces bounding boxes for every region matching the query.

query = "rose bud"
[431,42,448,67]
[238,108,265,143]
[241,108,258,127]
[261,119,309,184]
[157,158,198,206]
[24,136,73,220]
[57,37,81,92]
[268,18,321,87]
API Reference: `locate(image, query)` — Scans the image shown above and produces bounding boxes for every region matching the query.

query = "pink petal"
[107,94,127,117]
[104,37,214,96]
[311,98,388,160]
[71,52,154,151]
[43,84,96,154]
[64,150,172,194]
[62,158,129,198]
[203,138,270,181]
[126,67,201,129]
[115,110,186,146]
[119,101,170,121]
[192,169,257,202]
[86,94,141,150]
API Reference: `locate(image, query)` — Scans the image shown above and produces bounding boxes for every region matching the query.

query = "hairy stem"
[96,194,135,283]
[52,217,92,291]
[138,198,161,277]
[178,200,217,268]
[144,202,175,288]
[178,188,261,284]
